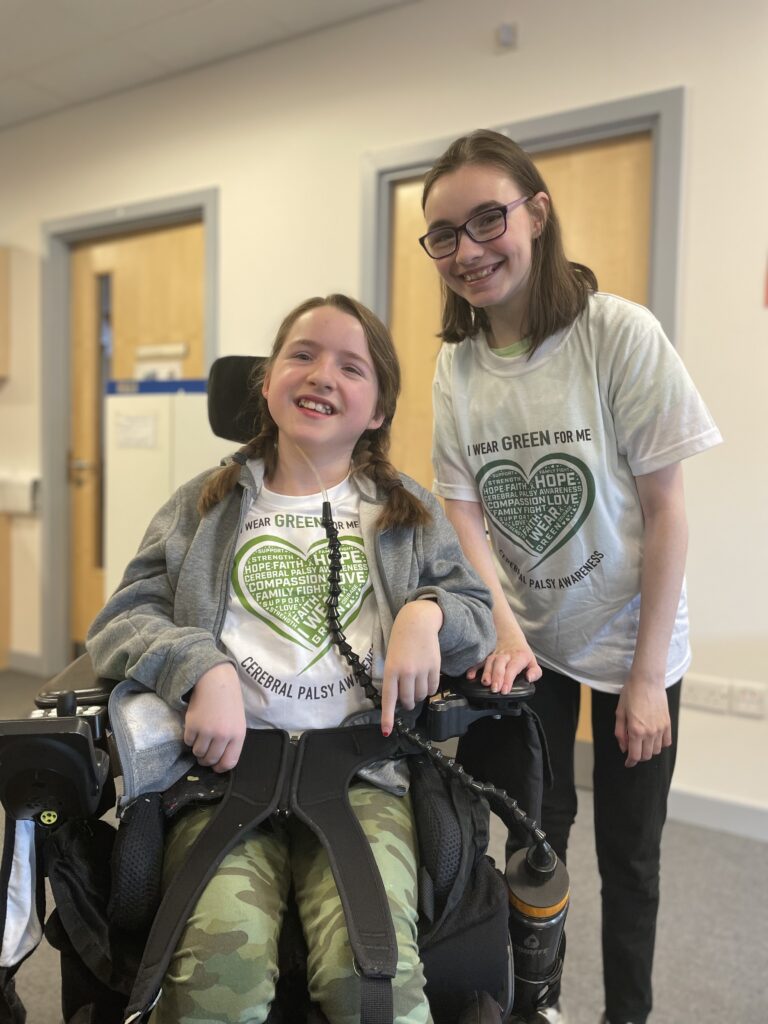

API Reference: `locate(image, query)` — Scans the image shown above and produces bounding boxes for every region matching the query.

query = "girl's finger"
[398,673,416,710]
[191,735,211,760]
[199,738,225,766]
[380,673,397,736]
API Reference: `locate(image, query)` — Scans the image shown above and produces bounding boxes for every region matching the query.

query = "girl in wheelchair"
[86,294,496,1024]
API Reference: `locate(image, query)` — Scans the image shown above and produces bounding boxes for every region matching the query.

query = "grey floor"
[2,669,767,1023]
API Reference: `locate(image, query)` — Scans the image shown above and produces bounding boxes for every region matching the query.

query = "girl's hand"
[615,674,672,768]
[467,630,542,692]
[442,498,541,692]
[380,600,443,736]
[614,464,683,768]
[184,663,246,772]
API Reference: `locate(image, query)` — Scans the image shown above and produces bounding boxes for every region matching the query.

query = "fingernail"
[383,727,391,737]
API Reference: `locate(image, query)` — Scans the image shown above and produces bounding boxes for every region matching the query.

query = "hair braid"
[352,431,431,530]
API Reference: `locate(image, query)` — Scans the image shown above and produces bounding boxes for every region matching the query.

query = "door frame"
[40,188,219,675]
[361,87,684,339]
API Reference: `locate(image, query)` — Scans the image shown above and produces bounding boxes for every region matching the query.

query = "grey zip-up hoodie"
[86,459,495,800]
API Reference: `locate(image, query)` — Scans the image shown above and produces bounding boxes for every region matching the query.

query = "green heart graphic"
[477,455,595,569]
[231,535,371,660]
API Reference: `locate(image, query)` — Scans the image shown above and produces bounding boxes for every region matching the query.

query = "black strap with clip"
[123,728,291,1022]
[291,725,405,1024]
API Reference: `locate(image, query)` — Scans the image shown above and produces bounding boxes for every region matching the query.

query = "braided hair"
[198,295,430,530]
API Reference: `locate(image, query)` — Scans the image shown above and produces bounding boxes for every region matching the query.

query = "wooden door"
[0,515,8,669]
[388,132,653,740]
[1,249,10,664]
[68,221,204,654]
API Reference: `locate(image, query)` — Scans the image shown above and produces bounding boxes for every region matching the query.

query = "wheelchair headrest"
[207,354,266,444]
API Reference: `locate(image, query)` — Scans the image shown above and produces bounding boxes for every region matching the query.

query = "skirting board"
[667,789,768,844]
[575,739,767,843]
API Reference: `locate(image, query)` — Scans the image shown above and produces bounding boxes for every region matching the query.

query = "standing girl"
[87,294,495,1024]
[419,130,722,1024]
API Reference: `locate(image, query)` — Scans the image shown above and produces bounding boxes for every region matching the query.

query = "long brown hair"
[422,129,597,350]
[198,294,430,529]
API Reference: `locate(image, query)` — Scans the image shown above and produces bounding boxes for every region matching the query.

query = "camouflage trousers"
[148,782,433,1024]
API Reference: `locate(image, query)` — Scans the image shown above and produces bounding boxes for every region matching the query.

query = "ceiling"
[0,0,416,132]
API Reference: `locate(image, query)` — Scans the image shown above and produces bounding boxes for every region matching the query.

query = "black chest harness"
[118,707,548,1024]
[124,725,406,1023]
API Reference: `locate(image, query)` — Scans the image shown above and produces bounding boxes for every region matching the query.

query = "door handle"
[68,456,99,486]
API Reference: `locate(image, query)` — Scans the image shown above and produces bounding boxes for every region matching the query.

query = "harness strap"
[124,726,404,1024]
[291,726,403,1024]
[123,729,291,1023]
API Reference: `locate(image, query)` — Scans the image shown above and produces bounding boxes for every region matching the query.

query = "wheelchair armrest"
[424,674,536,742]
[447,675,536,705]
[35,652,118,709]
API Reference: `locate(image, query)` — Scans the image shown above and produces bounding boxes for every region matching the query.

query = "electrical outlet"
[683,675,731,714]
[495,22,518,49]
[729,680,766,719]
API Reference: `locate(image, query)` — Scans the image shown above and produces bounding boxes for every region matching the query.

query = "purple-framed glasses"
[419,195,532,259]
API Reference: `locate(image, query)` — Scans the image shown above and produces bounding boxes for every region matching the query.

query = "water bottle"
[506,842,569,1015]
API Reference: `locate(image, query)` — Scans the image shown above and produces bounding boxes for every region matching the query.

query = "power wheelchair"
[0,356,567,1024]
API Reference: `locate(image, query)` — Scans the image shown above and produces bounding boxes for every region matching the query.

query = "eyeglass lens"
[424,207,507,258]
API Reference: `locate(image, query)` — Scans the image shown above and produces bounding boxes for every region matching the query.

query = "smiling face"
[262,305,384,473]
[423,163,548,324]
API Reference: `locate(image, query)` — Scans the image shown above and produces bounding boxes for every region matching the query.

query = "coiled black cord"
[321,500,550,852]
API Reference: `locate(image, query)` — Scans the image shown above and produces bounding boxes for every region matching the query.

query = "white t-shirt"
[220,474,378,729]
[432,292,723,692]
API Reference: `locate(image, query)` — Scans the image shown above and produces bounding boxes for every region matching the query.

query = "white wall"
[1,0,766,826]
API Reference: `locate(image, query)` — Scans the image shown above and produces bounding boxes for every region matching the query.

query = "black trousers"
[460,669,681,1024]
[533,669,681,1024]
